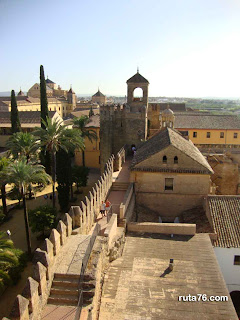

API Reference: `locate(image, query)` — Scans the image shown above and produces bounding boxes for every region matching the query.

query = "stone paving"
[55,234,91,275]
[99,233,237,320]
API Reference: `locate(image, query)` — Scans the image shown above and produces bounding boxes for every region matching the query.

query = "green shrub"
[29,205,57,236]
[72,165,90,190]
[8,249,28,284]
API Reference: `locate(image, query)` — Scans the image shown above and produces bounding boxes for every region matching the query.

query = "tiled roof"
[0,111,56,124]
[207,195,240,248]
[92,90,105,97]
[46,78,55,84]
[131,127,213,174]
[126,72,149,84]
[175,114,240,130]
[150,103,186,112]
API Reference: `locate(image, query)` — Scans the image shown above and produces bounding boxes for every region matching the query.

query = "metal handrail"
[75,223,100,320]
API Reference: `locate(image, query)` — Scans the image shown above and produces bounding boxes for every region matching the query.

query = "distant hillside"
[0,92,11,97]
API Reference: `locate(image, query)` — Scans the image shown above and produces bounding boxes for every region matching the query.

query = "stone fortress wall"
[4,155,115,320]
[100,104,146,172]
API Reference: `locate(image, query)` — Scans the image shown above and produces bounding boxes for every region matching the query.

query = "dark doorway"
[230,291,240,317]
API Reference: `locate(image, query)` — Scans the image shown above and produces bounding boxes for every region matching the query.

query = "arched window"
[174,156,178,164]
[133,87,143,102]
[163,155,167,163]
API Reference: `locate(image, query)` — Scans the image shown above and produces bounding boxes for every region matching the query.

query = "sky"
[1,0,240,98]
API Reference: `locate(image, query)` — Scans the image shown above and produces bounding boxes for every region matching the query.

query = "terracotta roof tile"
[207,195,240,248]
[0,111,56,124]
[175,114,240,130]
[131,127,213,174]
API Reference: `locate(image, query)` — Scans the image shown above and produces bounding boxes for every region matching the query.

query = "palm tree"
[7,159,51,255]
[0,231,18,292]
[0,158,10,217]
[72,115,97,166]
[6,132,40,163]
[33,117,84,208]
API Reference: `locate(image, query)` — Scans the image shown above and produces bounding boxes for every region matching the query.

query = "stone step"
[48,294,78,306]
[50,287,79,296]
[52,278,79,287]
[82,288,95,298]
[82,280,95,290]
[54,273,80,280]
[83,274,95,282]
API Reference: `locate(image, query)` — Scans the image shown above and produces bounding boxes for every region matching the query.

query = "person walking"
[100,201,106,218]
[105,199,111,217]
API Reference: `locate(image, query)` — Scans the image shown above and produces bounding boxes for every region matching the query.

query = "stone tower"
[160,105,175,129]
[100,71,149,171]
[67,87,76,109]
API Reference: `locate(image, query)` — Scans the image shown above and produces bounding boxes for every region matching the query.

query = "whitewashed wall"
[214,247,240,293]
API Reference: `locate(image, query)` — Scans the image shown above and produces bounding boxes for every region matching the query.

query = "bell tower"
[126,68,149,112]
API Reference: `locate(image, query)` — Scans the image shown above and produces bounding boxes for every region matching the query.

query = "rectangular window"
[193,132,197,138]
[234,133,238,139]
[234,255,240,265]
[165,178,173,191]
[220,132,224,138]
[207,132,211,138]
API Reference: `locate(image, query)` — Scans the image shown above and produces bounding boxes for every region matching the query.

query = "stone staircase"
[48,273,79,306]
[111,182,129,191]
[48,273,96,307]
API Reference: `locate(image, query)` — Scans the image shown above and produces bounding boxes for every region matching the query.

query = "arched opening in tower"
[133,87,143,102]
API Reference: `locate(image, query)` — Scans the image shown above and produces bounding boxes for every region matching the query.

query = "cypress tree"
[10,90,21,133]
[39,65,51,173]
[89,106,94,117]
[40,65,49,129]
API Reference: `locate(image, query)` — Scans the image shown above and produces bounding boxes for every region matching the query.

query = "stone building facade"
[130,127,213,220]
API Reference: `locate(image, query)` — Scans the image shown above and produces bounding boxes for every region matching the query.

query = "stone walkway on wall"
[40,159,132,320]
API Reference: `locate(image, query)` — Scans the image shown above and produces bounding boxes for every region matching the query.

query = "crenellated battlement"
[4,155,116,320]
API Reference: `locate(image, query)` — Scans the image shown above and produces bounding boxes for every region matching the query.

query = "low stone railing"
[104,214,118,247]
[127,222,196,235]
[119,183,135,221]
[3,155,115,320]
[114,145,126,171]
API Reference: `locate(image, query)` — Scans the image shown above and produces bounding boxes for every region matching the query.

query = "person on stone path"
[100,201,106,218]
[105,199,111,217]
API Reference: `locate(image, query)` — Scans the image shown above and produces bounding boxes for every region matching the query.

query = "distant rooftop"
[46,78,55,84]
[207,195,240,248]
[92,90,105,97]
[0,111,57,125]
[175,114,240,130]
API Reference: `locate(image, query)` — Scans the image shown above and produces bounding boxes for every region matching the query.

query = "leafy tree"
[33,117,84,208]
[89,106,94,117]
[7,160,51,255]
[10,90,21,134]
[72,115,97,166]
[0,231,18,294]
[72,165,89,191]
[6,132,40,162]
[29,205,57,237]
[0,157,10,217]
